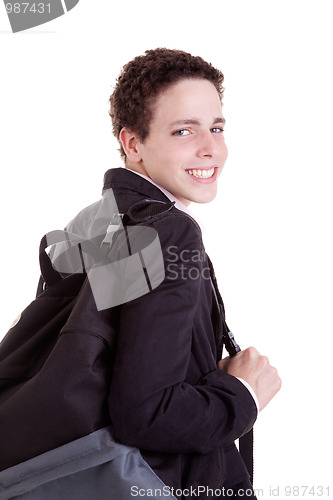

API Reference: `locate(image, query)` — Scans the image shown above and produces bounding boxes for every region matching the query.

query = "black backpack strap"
[39,232,67,288]
[207,256,254,485]
[124,199,175,224]
[39,230,101,290]
[239,429,254,485]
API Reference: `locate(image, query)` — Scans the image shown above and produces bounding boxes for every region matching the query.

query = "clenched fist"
[217,347,282,411]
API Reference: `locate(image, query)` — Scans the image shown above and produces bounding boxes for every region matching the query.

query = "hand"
[217,347,282,411]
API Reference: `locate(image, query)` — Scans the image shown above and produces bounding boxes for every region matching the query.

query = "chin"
[191,189,218,204]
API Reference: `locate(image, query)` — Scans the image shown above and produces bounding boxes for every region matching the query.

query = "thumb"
[217,356,230,370]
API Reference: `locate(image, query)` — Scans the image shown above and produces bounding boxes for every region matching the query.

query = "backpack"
[0,200,176,499]
[0,198,253,499]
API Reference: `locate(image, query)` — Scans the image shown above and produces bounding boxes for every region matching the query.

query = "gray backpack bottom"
[0,427,175,500]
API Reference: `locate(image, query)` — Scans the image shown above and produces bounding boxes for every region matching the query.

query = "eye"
[172,129,191,136]
[211,127,224,133]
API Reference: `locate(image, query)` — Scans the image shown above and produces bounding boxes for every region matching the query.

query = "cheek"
[220,139,228,159]
[155,147,183,172]
[143,138,190,176]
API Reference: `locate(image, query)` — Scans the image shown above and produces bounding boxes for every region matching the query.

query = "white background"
[1,1,332,496]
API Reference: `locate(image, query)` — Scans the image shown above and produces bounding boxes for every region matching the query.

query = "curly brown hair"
[109,48,224,160]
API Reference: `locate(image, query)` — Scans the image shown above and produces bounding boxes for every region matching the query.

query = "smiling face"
[121,78,228,205]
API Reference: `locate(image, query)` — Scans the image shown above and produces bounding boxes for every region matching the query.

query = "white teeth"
[187,168,215,179]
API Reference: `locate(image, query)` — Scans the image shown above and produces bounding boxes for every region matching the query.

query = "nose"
[196,131,220,158]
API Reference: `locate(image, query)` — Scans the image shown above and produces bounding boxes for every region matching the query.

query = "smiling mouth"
[186,167,215,179]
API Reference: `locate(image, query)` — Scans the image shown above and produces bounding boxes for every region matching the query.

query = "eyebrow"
[169,117,226,128]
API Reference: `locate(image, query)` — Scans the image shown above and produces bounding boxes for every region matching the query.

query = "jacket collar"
[103,167,205,231]
[103,168,171,203]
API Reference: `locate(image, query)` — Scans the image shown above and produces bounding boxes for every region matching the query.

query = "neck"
[125,161,147,177]
[124,164,192,207]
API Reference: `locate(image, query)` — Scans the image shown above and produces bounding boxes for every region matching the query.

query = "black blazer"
[66,168,257,497]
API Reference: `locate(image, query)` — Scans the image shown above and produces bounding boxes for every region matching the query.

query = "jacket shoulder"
[145,209,203,249]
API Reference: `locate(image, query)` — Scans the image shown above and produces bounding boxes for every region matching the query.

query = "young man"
[67,49,281,498]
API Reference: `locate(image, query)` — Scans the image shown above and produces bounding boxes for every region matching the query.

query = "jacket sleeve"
[108,213,257,454]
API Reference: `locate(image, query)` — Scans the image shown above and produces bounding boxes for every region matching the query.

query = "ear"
[119,128,143,163]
